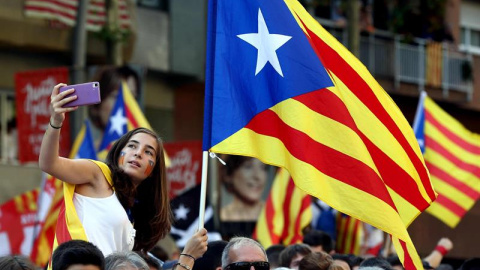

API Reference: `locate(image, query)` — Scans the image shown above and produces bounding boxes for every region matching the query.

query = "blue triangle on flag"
[75,120,98,160]
[98,84,128,151]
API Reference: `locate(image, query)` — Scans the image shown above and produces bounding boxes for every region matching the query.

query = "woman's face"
[118,132,158,185]
[228,158,268,204]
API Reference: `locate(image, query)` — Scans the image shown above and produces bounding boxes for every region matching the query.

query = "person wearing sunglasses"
[221,237,270,270]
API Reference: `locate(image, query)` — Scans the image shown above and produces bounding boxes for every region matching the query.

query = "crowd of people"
[1,74,477,270]
[2,227,480,270]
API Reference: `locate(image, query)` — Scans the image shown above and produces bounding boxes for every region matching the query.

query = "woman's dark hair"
[298,251,333,270]
[106,127,173,252]
[359,257,393,270]
[0,255,36,270]
[279,243,313,267]
[89,65,141,130]
[52,240,104,270]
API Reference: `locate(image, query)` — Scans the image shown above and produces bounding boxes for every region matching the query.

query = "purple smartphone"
[59,82,101,107]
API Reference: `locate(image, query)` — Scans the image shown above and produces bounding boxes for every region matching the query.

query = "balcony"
[318,19,474,102]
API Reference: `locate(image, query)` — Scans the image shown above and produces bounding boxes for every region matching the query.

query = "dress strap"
[89,160,114,188]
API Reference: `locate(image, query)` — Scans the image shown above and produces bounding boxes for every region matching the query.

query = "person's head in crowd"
[298,251,333,270]
[303,230,334,254]
[333,259,351,270]
[348,255,364,270]
[459,258,480,270]
[221,237,269,270]
[193,240,228,270]
[266,244,286,269]
[332,254,354,270]
[279,243,312,270]
[359,257,393,270]
[385,256,403,270]
[220,155,269,221]
[357,267,384,270]
[89,65,141,131]
[0,255,36,270]
[134,252,162,270]
[331,261,351,270]
[52,240,105,270]
[436,264,454,270]
[105,252,149,270]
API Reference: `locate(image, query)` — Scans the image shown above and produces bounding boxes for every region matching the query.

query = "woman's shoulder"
[88,160,113,186]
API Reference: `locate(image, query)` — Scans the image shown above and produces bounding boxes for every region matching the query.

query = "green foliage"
[95,26,131,43]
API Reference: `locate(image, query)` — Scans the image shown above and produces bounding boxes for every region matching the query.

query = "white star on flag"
[237,8,292,77]
[109,108,127,136]
[174,204,190,221]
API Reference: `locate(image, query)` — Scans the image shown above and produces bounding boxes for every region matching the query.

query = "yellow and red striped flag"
[30,175,63,265]
[425,42,442,88]
[413,92,480,228]
[203,1,437,269]
[0,188,39,256]
[253,168,312,248]
[335,214,363,255]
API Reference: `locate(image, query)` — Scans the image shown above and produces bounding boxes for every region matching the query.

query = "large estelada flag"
[30,120,97,267]
[253,168,311,248]
[413,92,480,228]
[203,0,437,269]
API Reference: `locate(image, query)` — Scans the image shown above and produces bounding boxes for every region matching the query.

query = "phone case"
[59,82,101,107]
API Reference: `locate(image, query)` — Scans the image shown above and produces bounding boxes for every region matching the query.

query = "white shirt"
[73,192,135,256]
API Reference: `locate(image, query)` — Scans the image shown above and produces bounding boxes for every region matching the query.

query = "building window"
[460,26,480,55]
[0,91,17,164]
[137,0,168,11]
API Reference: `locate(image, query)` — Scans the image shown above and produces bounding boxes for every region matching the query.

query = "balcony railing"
[318,19,474,101]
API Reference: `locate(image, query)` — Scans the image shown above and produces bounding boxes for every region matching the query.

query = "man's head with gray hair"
[105,252,149,270]
[221,237,269,269]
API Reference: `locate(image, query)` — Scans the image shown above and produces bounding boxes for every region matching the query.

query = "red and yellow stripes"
[123,81,151,131]
[426,42,443,88]
[30,176,63,266]
[254,168,312,248]
[336,214,363,255]
[13,189,38,213]
[212,1,435,269]
[423,96,480,228]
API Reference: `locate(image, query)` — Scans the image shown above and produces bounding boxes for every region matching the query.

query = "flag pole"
[198,151,209,230]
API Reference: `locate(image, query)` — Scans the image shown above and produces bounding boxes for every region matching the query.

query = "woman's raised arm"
[39,83,99,185]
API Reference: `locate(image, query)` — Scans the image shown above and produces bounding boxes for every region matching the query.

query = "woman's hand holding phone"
[58,82,101,108]
[49,83,79,129]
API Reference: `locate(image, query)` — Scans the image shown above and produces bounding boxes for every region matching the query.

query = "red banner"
[15,68,71,163]
[0,189,39,256]
[164,141,202,199]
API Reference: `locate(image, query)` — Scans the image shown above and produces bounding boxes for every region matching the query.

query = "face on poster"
[219,155,273,222]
